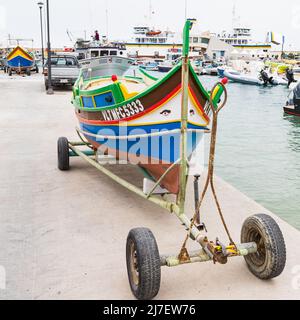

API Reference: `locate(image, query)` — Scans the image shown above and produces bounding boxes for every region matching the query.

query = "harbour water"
[144,70,300,230]
[205,77,300,231]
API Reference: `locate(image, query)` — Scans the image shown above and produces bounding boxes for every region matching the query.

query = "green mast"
[177,20,191,213]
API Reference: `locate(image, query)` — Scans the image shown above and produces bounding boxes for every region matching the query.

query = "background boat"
[6,45,35,75]
[79,56,134,77]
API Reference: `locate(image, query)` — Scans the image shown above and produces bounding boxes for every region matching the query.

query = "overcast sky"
[0,0,300,49]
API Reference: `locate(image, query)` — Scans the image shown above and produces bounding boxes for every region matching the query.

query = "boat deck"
[84,77,147,93]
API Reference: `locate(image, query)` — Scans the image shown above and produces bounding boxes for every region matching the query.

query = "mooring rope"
[180,82,236,253]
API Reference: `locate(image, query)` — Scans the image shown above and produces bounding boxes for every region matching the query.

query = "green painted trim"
[74,61,183,111]
[112,82,125,104]
[124,75,143,81]
[183,20,191,57]
[138,67,159,81]
[212,85,224,107]
[188,62,210,100]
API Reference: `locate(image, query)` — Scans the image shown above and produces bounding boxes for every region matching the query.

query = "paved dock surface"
[0,73,300,300]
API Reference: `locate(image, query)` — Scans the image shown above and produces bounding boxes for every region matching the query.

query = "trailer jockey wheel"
[126,228,161,300]
[57,137,70,171]
[241,214,286,280]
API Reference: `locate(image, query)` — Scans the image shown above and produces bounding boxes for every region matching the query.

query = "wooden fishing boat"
[73,51,225,194]
[6,45,35,76]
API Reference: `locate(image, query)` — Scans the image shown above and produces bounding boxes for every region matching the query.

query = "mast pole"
[177,20,191,214]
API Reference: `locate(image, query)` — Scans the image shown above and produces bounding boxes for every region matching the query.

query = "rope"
[76,128,94,150]
[180,82,236,253]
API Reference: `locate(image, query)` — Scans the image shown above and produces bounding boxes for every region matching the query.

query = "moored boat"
[157,60,174,72]
[224,69,287,86]
[139,61,159,71]
[284,105,300,117]
[224,69,263,85]
[79,56,134,77]
[284,82,300,117]
[6,45,35,76]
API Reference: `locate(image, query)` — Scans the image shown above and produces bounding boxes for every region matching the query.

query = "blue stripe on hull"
[7,56,34,68]
[79,122,205,163]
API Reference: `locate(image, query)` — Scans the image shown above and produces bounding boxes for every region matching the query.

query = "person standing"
[286,68,296,88]
[94,30,100,41]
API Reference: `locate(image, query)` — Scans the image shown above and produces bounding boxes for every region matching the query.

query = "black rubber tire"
[126,228,161,300]
[8,69,12,76]
[36,66,39,73]
[57,137,70,171]
[26,69,31,76]
[241,214,286,280]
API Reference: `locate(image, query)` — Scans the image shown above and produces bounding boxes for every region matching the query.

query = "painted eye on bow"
[160,109,171,116]
[189,110,195,116]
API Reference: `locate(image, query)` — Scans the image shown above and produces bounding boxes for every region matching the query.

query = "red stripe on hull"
[76,85,208,126]
[284,108,300,117]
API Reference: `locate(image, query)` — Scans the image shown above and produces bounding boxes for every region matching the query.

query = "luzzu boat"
[72,25,226,195]
[6,45,35,75]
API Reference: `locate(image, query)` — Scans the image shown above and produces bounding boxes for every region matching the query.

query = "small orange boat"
[146,30,161,36]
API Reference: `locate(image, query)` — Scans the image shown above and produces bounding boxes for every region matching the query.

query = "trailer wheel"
[126,228,161,300]
[36,66,39,73]
[8,68,12,76]
[26,69,31,76]
[241,214,286,280]
[57,137,70,171]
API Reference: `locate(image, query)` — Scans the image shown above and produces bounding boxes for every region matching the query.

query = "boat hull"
[6,46,34,70]
[284,106,300,117]
[81,125,203,194]
[158,66,173,73]
[224,70,262,85]
[79,56,134,77]
[74,63,213,194]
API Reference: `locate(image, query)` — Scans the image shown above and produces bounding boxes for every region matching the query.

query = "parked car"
[44,54,80,90]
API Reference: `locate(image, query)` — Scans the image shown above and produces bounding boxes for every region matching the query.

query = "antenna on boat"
[105,0,109,40]
[184,0,188,21]
[232,1,236,28]
[148,0,155,28]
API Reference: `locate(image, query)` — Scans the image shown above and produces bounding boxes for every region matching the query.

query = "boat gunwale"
[73,61,211,112]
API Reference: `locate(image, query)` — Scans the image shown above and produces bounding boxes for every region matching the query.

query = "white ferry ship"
[216,27,271,51]
[126,25,182,58]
